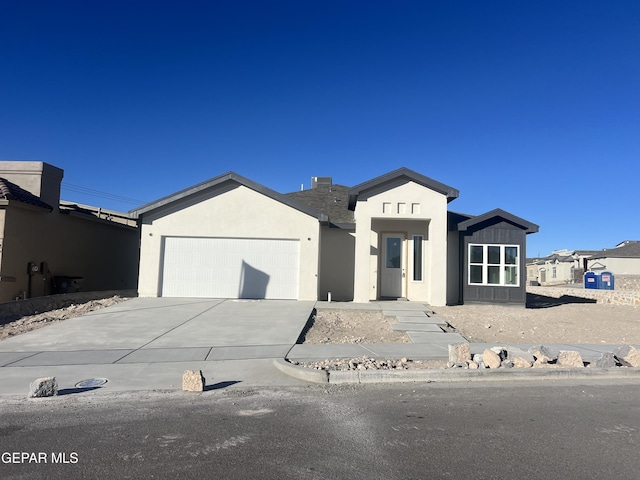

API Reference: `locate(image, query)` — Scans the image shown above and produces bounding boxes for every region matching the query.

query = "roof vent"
[312,176,332,189]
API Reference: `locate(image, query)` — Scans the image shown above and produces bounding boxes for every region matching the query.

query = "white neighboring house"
[586,241,640,274]
[527,249,600,286]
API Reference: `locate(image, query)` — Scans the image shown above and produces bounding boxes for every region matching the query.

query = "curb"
[273,359,329,384]
[276,359,640,384]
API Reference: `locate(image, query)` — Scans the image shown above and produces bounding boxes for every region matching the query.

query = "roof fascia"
[348,167,459,210]
[457,208,539,234]
[129,171,323,220]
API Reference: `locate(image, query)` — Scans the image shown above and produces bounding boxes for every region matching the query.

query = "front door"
[381,233,405,298]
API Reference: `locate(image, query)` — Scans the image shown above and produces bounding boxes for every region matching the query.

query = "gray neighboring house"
[131,167,538,306]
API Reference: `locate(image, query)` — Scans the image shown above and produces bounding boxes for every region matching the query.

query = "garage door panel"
[161,237,300,299]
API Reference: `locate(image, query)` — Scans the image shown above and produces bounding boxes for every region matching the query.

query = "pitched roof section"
[348,167,459,210]
[589,242,640,259]
[129,171,326,221]
[0,177,53,211]
[457,208,539,234]
[285,184,354,225]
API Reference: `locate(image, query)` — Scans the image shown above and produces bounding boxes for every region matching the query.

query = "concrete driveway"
[0,298,316,366]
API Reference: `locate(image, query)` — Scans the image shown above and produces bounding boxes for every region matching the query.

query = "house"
[586,241,640,274]
[0,161,139,303]
[130,167,538,306]
[526,249,600,286]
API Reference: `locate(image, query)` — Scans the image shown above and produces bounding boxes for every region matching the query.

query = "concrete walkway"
[0,298,637,396]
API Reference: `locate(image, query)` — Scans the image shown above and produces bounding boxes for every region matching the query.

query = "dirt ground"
[0,296,131,341]
[2,293,640,347]
[304,294,640,346]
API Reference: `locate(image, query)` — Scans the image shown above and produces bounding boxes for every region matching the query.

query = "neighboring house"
[130,167,538,306]
[527,249,601,286]
[586,241,640,274]
[0,161,139,303]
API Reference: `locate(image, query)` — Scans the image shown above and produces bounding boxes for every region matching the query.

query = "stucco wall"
[352,180,448,305]
[587,257,640,275]
[0,204,139,303]
[319,226,355,301]
[137,184,320,300]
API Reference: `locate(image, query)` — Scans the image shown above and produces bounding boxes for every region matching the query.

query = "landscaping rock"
[490,347,507,360]
[613,345,640,367]
[501,360,514,368]
[594,352,618,368]
[512,357,532,368]
[483,349,502,369]
[507,347,535,367]
[467,361,479,370]
[182,370,206,392]
[29,377,58,398]
[528,345,556,364]
[448,343,471,364]
[556,351,584,368]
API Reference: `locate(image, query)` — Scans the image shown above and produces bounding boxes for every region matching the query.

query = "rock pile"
[447,343,640,369]
[292,356,412,371]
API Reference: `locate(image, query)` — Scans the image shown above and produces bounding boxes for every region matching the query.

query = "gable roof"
[285,184,354,225]
[589,242,640,259]
[348,167,459,210]
[129,171,325,221]
[0,177,53,211]
[457,208,539,234]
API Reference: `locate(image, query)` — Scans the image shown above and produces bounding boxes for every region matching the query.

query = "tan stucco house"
[130,168,538,306]
[0,161,139,303]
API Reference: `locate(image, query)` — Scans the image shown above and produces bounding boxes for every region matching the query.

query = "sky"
[1,0,638,257]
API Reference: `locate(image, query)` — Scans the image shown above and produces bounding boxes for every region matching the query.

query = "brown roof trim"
[0,177,53,211]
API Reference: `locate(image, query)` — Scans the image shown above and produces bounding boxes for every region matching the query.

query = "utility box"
[54,276,84,294]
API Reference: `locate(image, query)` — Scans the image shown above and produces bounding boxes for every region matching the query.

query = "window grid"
[468,244,520,287]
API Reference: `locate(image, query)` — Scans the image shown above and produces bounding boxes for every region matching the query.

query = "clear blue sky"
[2,0,638,257]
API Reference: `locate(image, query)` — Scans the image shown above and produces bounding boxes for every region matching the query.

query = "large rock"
[528,345,557,364]
[556,351,584,368]
[613,345,640,367]
[448,343,471,364]
[594,352,617,368]
[182,370,206,392]
[483,349,502,369]
[29,377,58,398]
[512,357,532,368]
[507,348,535,367]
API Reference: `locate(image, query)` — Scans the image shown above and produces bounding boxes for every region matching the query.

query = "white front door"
[381,233,405,298]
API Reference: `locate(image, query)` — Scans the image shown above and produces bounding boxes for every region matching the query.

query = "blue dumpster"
[584,271,598,289]
[600,271,614,290]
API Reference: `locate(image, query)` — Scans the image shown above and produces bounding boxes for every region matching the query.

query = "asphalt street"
[2,379,640,479]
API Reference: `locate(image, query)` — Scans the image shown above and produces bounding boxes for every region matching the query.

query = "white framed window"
[468,244,519,287]
[412,235,423,281]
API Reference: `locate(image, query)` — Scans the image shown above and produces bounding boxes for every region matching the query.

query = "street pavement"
[0,297,638,397]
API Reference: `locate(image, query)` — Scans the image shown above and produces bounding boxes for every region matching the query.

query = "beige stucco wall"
[137,184,320,300]
[318,226,355,301]
[0,203,139,303]
[352,180,449,305]
[587,257,640,275]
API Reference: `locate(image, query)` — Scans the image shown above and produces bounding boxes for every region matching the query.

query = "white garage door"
[161,237,300,299]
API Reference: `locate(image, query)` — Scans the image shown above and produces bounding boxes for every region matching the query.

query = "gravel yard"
[304,293,640,346]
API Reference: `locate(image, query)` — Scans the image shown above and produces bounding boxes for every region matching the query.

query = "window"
[552,267,557,279]
[412,235,423,281]
[468,244,519,286]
